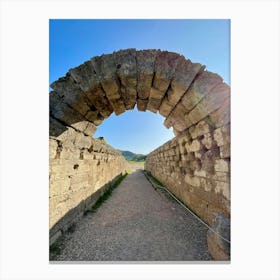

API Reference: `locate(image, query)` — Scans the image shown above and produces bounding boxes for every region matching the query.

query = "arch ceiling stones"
[49,49,230,138]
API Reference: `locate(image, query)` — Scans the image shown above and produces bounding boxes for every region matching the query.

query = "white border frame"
[1,0,279,279]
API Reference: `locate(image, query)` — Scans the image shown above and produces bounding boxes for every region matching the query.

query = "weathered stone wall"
[145,120,230,227]
[49,118,129,243]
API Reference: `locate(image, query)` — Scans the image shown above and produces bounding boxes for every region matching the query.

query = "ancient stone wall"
[49,118,129,244]
[145,119,230,227]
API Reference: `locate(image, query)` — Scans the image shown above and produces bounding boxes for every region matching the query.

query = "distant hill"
[119,150,147,162]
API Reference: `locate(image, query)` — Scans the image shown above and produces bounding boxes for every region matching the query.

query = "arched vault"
[50,49,230,138]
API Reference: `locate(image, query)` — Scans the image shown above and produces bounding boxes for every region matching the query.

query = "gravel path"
[52,170,212,262]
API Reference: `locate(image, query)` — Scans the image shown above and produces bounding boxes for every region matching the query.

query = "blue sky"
[50,19,230,154]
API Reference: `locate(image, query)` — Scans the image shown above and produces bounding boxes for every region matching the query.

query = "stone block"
[49,89,63,109]
[135,98,148,111]
[50,75,92,116]
[74,133,93,149]
[170,57,203,100]
[149,87,164,99]
[95,122,106,134]
[159,98,175,117]
[83,107,98,122]
[136,49,158,99]
[69,60,100,92]
[83,122,97,137]
[114,49,137,87]
[50,92,87,129]
[53,126,77,144]
[201,133,214,150]
[183,114,194,130]
[207,97,230,128]
[153,51,181,92]
[69,121,88,133]
[181,71,223,112]
[61,139,75,150]
[213,124,230,147]
[110,98,126,115]
[86,86,114,118]
[49,116,68,138]
[188,83,230,125]
[168,100,185,120]
[50,100,98,136]
[91,54,120,99]
[164,102,192,132]
[147,87,166,111]
[147,98,160,113]
[60,145,80,160]
[114,49,137,109]
[214,159,229,172]
[188,139,201,152]
[189,120,211,139]
[172,118,189,132]
[122,88,137,109]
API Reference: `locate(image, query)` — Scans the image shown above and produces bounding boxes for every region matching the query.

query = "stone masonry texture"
[49,125,129,243]
[145,119,230,227]
[49,49,230,260]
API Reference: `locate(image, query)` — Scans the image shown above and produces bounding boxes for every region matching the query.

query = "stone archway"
[50,49,229,137]
[49,49,230,259]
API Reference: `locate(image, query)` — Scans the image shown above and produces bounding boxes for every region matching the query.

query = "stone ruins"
[49,49,230,260]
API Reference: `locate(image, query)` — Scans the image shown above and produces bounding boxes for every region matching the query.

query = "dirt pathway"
[52,170,212,261]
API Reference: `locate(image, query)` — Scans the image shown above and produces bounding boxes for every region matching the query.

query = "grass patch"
[128,160,145,164]
[86,172,128,214]
[146,172,165,188]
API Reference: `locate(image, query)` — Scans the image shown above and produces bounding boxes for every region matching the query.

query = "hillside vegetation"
[119,150,147,162]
